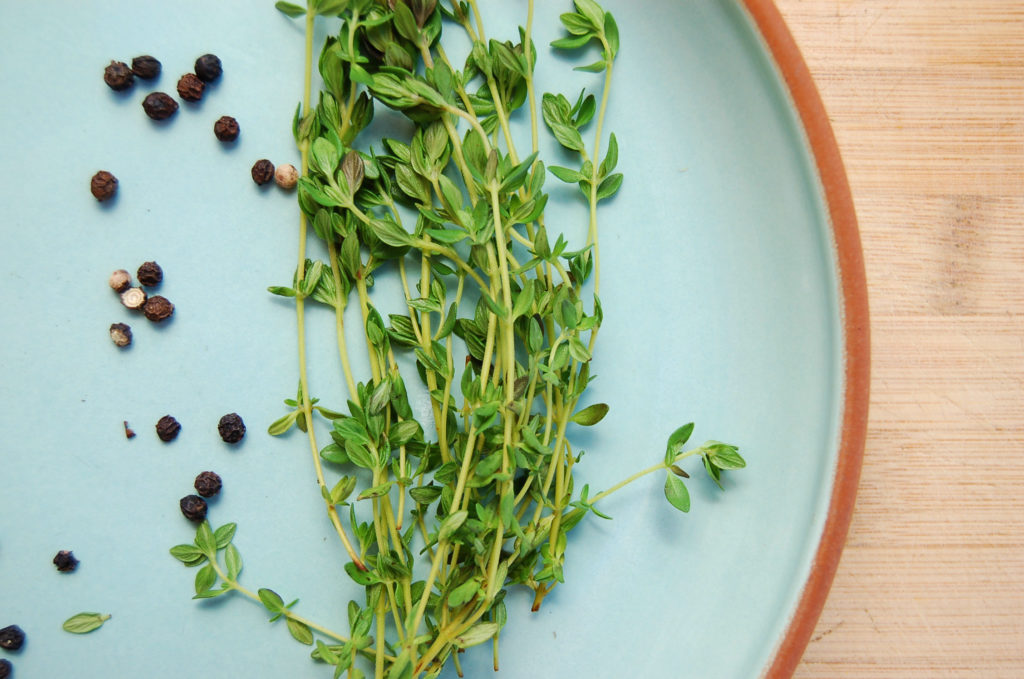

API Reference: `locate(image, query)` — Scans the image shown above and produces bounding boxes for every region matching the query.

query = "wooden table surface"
[770,1,1024,677]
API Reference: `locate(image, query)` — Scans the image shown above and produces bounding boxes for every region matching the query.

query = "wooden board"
[772,1,1024,676]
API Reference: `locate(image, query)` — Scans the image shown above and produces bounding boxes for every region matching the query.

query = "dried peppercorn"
[90,171,118,202]
[177,73,205,102]
[275,163,298,190]
[136,261,162,287]
[142,92,178,120]
[131,55,161,79]
[156,415,181,442]
[108,269,131,293]
[0,625,24,651]
[109,322,132,348]
[0,658,10,679]
[53,550,79,572]
[120,287,147,310]
[142,295,174,322]
[179,495,208,522]
[213,116,239,142]
[103,60,134,91]
[251,159,275,185]
[217,413,246,443]
[124,421,136,439]
[194,471,222,498]
[193,54,222,82]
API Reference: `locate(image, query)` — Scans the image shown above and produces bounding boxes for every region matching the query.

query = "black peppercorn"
[0,658,10,679]
[214,116,239,142]
[177,73,205,102]
[142,295,174,322]
[136,261,163,287]
[91,170,118,202]
[251,159,275,185]
[131,55,161,79]
[194,54,222,82]
[156,415,181,442]
[103,60,134,91]
[109,322,132,348]
[0,625,24,651]
[53,550,79,572]
[179,495,208,522]
[142,92,178,120]
[217,413,246,443]
[194,471,222,498]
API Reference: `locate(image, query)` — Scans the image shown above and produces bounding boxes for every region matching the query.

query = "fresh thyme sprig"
[171,1,747,677]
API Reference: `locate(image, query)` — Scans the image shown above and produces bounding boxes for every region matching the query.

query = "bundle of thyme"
[170,1,746,677]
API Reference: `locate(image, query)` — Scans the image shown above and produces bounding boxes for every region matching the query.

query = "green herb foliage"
[62,612,111,634]
[173,1,746,677]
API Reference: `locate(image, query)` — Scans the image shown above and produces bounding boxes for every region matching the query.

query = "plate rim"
[740,1,871,676]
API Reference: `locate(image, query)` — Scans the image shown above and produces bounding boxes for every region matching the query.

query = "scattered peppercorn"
[90,171,118,202]
[0,625,24,651]
[103,60,134,91]
[213,115,239,142]
[275,163,298,190]
[193,54,222,83]
[53,550,79,573]
[251,159,275,185]
[136,261,163,287]
[109,322,132,348]
[124,421,136,439]
[131,55,161,79]
[194,471,223,498]
[156,415,181,442]
[108,269,131,293]
[177,73,205,102]
[142,92,178,120]
[179,495,208,522]
[0,658,10,679]
[142,295,174,322]
[120,287,147,310]
[217,413,246,444]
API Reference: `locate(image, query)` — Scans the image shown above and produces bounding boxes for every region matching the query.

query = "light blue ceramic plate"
[0,1,866,677]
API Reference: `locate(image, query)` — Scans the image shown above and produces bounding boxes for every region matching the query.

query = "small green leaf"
[267,285,297,297]
[548,165,581,184]
[452,622,499,648]
[574,0,606,28]
[259,588,286,614]
[195,563,217,594]
[214,523,237,550]
[268,410,299,436]
[596,172,623,200]
[664,473,691,513]
[573,60,607,73]
[330,475,358,504]
[551,33,593,50]
[192,586,230,599]
[62,612,110,634]
[387,651,413,679]
[665,422,695,465]
[570,402,609,426]
[599,132,618,178]
[275,1,307,18]
[603,11,620,59]
[169,544,205,564]
[438,509,468,541]
[225,543,243,580]
[392,1,420,42]
[708,444,746,470]
[195,521,217,556]
[287,617,314,645]
[357,481,394,501]
[549,123,585,152]
[447,579,479,607]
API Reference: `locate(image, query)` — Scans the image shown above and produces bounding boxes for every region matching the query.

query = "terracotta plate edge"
[738,1,871,677]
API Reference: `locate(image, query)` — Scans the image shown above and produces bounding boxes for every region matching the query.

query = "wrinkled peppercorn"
[275,163,298,190]
[213,116,239,142]
[90,170,118,202]
[194,54,222,82]
[177,73,205,102]
[0,658,10,679]
[142,92,178,120]
[156,415,181,442]
[0,625,24,651]
[179,495,208,522]
[142,295,174,322]
[103,60,134,91]
[53,550,79,572]
[217,413,246,443]
[136,261,163,287]
[251,159,275,185]
[120,287,147,310]
[108,269,131,292]
[131,55,161,79]
[109,322,132,348]
[194,471,222,498]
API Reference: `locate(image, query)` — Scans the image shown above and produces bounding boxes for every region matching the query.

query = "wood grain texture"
[771,1,1024,676]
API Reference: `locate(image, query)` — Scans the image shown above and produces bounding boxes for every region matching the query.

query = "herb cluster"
[172,1,746,677]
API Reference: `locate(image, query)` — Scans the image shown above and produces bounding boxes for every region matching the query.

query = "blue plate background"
[0,1,841,677]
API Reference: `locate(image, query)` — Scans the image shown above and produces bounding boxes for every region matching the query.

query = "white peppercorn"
[275,163,298,190]
[108,269,131,292]
[120,287,147,310]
